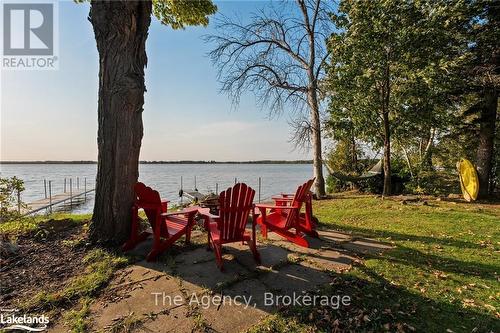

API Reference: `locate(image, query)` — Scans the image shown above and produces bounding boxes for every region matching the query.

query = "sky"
[0,1,312,161]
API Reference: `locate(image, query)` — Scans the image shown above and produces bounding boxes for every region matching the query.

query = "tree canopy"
[324,0,498,196]
[152,0,216,29]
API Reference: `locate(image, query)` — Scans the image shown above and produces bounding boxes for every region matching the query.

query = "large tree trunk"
[476,89,498,198]
[89,0,152,245]
[308,89,326,197]
[382,110,392,196]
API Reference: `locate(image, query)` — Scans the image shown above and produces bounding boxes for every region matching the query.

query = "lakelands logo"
[1,1,59,70]
[0,309,49,331]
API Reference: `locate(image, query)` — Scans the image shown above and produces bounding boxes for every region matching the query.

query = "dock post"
[44,179,47,198]
[180,176,183,205]
[77,177,79,190]
[194,176,197,191]
[84,178,87,201]
[64,178,66,193]
[258,177,261,203]
[70,178,73,208]
[215,183,218,195]
[49,181,52,214]
[17,188,21,213]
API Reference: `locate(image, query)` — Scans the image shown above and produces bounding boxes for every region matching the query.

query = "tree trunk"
[401,145,414,179]
[476,88,498,198]
[89,0,152,245]
[351,133,358,171]
[301,3,326,198]
[308,89,326,197]
[381,57,392,196]
[382,110,392,196]
[421,128,435,170]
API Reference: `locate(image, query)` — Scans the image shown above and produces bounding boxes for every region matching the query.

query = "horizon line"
[0,160,313,164]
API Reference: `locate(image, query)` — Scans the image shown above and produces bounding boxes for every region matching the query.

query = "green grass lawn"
[254,194,499,333]
[3,196,498,332]
[0,212,92,235]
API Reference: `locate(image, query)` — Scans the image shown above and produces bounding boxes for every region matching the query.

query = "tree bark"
[350,131,358,171]
[382,110,392,196]
[89,0,152,245]
[308,88,326,197]
[381,57,392,196]
[401,145,414,179]
[421,128,435,170]
[299,0,326,197]
[476,88,498,198]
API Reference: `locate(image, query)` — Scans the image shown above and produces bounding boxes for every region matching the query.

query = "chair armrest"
[255,203,297,210]
[197,207,220,220]
[161,206,199,217]
[271,196,293,201]
[197,208,220,231]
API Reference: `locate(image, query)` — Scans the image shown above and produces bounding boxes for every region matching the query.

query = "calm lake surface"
[0,163,314,214]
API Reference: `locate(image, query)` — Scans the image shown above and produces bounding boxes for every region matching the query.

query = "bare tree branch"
[289,115,313,150]
[205,0,333,196]
[205,1,332,121]
[205,0,334,196]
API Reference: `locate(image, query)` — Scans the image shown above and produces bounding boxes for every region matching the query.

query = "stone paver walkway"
[50,229,392,333]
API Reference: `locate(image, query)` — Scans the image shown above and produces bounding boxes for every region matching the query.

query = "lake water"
[0,163,314,214]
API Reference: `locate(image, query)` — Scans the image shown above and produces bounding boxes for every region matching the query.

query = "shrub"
[0,176,26,222]
[357,175,384,193]
[326,174,350,193]
[404,171,460,195]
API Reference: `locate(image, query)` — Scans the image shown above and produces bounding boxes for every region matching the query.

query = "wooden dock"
[182,190,205,202]
[21,188,94,216]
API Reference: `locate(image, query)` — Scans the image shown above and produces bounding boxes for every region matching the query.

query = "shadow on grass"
[317,221,491,251]
[365,245,498,281]
[316,223,498,281]
[266,263,499,333]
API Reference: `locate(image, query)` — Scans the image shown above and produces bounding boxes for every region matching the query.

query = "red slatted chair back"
[285,179,315,229]
[218,183,255,242]
[134,182,166,233]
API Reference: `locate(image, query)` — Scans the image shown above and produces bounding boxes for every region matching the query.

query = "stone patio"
[49,228,392,333]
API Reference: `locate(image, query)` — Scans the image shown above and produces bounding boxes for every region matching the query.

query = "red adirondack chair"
[271,178,319,238]
[122,182,198,261]
[255,179,317,247]
[198,183,260,270]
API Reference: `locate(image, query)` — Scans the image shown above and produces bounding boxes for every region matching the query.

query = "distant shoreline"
[0,160,312,165]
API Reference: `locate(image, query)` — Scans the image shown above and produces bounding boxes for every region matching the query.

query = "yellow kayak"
[457,159,479,202]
